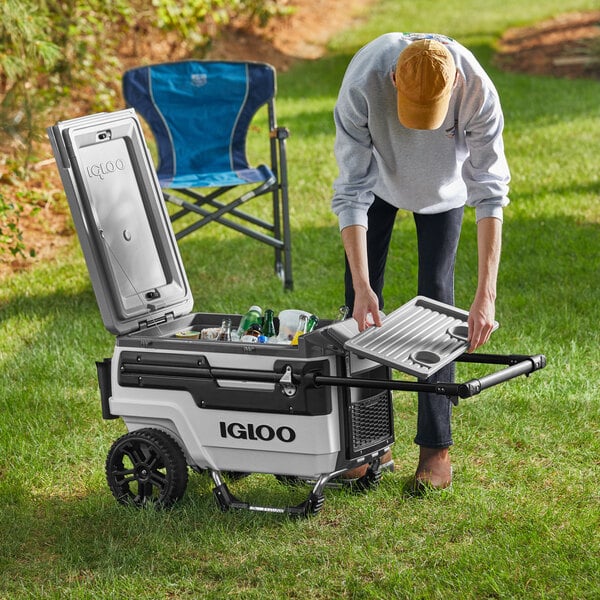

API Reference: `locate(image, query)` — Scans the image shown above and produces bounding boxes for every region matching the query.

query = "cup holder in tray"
[447,324,469,341]
[410,350,442,367]
[410,325,469,368]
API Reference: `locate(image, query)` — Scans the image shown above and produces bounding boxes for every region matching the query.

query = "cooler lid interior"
[49,110,193,335]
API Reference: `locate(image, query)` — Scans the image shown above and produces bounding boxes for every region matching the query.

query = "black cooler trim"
[118,351,332,416]
[96,359,117,420]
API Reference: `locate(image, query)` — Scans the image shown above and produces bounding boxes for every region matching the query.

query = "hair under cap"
[395,39,456,130]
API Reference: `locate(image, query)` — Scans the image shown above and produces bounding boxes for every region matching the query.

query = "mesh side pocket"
[350,391,393,453]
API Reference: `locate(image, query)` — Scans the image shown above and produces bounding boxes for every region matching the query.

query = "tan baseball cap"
[395,39,456,130]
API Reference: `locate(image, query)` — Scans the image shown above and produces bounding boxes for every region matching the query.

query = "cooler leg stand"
[210,470,327,518]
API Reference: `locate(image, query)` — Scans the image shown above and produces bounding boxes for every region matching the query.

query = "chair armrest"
[271,127,290,140]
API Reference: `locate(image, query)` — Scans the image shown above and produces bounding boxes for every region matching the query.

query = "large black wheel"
[106,428,188,508]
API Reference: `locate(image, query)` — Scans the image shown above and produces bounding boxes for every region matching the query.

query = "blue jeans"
[344,195,464,448]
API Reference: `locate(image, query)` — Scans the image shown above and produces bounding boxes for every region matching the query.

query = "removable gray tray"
[344,296,498,378]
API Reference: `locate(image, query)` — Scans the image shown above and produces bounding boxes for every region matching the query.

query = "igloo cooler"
[48,110,546,516]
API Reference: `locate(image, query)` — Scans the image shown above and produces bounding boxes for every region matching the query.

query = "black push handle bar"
[308,353,546,400]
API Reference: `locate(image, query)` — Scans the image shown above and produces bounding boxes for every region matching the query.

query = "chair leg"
[280,185,293,291]
[271,185,291,290]
[272,188,283,274]
[276,132,293,291]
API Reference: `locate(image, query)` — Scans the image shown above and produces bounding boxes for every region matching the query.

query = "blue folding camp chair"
[122,60,293,290]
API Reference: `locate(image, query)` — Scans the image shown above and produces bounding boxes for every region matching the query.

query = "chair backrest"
[122,61,276,187]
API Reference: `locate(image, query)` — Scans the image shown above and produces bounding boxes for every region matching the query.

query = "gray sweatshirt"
[332,33,510,230]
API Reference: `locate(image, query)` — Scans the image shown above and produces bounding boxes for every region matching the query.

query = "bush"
[1,0,288,157]
[0,0,287,259]
[0,0,62,162]
[0,191,27,259]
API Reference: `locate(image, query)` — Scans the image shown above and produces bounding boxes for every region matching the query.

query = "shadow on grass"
[0,466,407,595]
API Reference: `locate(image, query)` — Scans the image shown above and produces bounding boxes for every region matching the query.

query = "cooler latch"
[138,311,175,330]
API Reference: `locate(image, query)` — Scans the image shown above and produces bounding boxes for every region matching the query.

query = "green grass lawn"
[1,0,599,598]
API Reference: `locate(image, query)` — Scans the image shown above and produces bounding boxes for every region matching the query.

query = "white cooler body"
[101,316,394,478]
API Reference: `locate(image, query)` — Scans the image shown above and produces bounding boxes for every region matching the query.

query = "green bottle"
[262,309,276,338]
[237,305,262,337]
[306,314,319,332]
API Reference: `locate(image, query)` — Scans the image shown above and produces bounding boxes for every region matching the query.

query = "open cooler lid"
[344,296,498,378]
[48,109,193,335]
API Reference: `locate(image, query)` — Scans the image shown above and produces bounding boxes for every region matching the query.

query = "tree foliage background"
[0,0,285,258]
